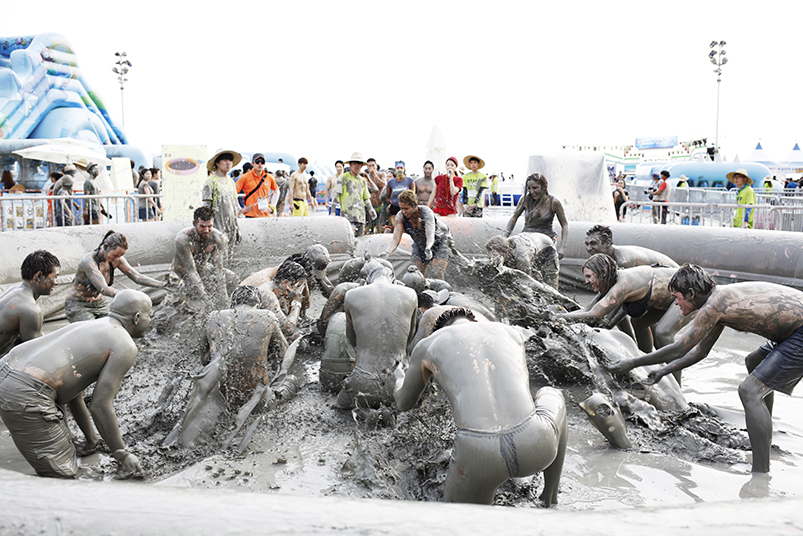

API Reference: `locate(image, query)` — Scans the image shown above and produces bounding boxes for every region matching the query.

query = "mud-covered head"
[485,235,511,267]
[668,263,716,314]
[525,173,549,199]
[275,260,307,285]
[433,307,476,332]
[583,253,619,295]
[96,231,130,263]
[360,258,394,284]
[110,289,153,338]
[305,244,331,272]
[401,265,427,293]
[584,225,613,256]
[21,250,60,296]
[230,285,262,308]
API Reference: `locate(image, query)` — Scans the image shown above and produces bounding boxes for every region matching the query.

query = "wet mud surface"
[2,255,802,510]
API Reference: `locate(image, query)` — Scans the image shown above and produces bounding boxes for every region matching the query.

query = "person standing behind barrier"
[729,168,756,229]
[236,153,279,218]
[461,155,488,217]
[137,169,161,222]
[64,231,165,323]
[612,179,628,222]
[505,173,569,287]
[53,164,79,226]
[204,149,242,249]
[149,168,163,219]
[288,157,316,217]
[82,163,108,225]
[325,160,344,215]
[649,171,670,224]
[414,161,437,207]
[431,156,462,217]
[365,158,386,233]
[385,161,414,220]
[338,152,376,237]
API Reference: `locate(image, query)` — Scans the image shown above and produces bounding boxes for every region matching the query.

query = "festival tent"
[744,142,777,166]
[781,143,803,166]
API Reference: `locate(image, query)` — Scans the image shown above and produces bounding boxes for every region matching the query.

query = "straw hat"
[726,168,754,185]
[463,155,485,170]
[73,157,89,170]
[207,149,243,172]
[346,152,367,165]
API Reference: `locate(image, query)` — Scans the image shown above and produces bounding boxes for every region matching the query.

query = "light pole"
[112,52,132,127]
[709,40,727,158]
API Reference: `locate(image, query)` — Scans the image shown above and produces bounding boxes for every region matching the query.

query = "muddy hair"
[21,250,60,280]
[398,189,418,207]
[433,307,477,332]
[668,263,716,300]
[230,285,262,308]
[417,291,435,310]
[96,230,129,254]
[193,206,214,223]
[586,224,613,245]
[274,260,307,284]
[525,173,549,196]
[583,253,619,295]
[485,235,509,256]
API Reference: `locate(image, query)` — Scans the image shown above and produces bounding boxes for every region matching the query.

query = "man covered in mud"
[584,224,679,268]
[0,250,60,357]
[395,309,568,505]
[334,259,417,408]
[169,285,292,447]
[171,206,237,309]
[486,233,559,290]
[0,289,152,479]
[241,244,333,298]
[608,264,803,473]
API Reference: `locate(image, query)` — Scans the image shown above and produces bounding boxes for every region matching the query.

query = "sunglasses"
[254,159,265,164]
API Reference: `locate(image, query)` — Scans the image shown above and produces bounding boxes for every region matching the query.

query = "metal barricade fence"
[0,192,161,230]
[620,200,803,231]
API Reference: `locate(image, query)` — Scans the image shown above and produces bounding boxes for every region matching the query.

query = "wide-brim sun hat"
[207,149,243,172]
[726,168,754,185]
[346,152,367,165]
[73,157,89,170]
[463,155,485,170]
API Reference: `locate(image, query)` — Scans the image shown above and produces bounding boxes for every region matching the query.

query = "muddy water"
[1,284,802,512]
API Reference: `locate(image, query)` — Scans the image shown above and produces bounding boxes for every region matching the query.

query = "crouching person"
[395,311,568,505]
[0,289,152,479]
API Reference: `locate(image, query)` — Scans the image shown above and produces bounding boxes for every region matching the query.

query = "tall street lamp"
[709,40,727,158]
[112,52,132,127]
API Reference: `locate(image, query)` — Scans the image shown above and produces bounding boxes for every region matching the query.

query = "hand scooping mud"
[114,452,143,480]
[641,368,667,386]
[606,356,635,374]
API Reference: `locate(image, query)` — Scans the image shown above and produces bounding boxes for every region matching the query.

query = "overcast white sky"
[4,0,802,177]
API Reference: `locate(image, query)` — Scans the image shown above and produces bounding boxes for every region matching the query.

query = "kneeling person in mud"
[332,259,417,409]
[170,206,237,309]
[395,311,568,505]
[171,286,293,447]
[0,290,152,479]
[486,234,559,290]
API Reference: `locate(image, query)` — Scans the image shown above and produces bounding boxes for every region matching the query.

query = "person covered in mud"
[255,259,308,338]
[608,264,803,473]
[170,285,293,448]
[203,148,243,252]
[240,244,333,298]
[562,254,692,371]
[171,206,237,310]
[505,173,568,287]
[583,224,679,268]
[64,231,165,323]
[395,309,568,505]
[0,250,60,357]
[381,190,453,279]
[0,289,152,479]
[334,259,417,409]
[485,233,559,290]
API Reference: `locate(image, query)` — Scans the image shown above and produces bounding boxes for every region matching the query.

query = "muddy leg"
[536,387,567,506]
[738,374,774,473]
[429,259,448,280]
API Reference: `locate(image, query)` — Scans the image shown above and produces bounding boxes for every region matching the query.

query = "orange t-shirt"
[235,170,278,217]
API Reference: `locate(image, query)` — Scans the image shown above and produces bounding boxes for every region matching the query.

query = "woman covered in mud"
[64,231,165,322]
[381,190,452,279]
[561,253,693,381]
[505,173,569,263]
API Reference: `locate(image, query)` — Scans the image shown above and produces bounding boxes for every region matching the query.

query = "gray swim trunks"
[64,296,110,323]
[0,363,78,478]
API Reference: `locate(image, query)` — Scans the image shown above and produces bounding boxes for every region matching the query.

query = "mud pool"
[1,269,803,514]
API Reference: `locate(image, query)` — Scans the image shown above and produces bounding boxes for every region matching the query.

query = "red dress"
[433,174,462,216]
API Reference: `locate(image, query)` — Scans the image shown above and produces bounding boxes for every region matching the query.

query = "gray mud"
[4,255,801,510]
